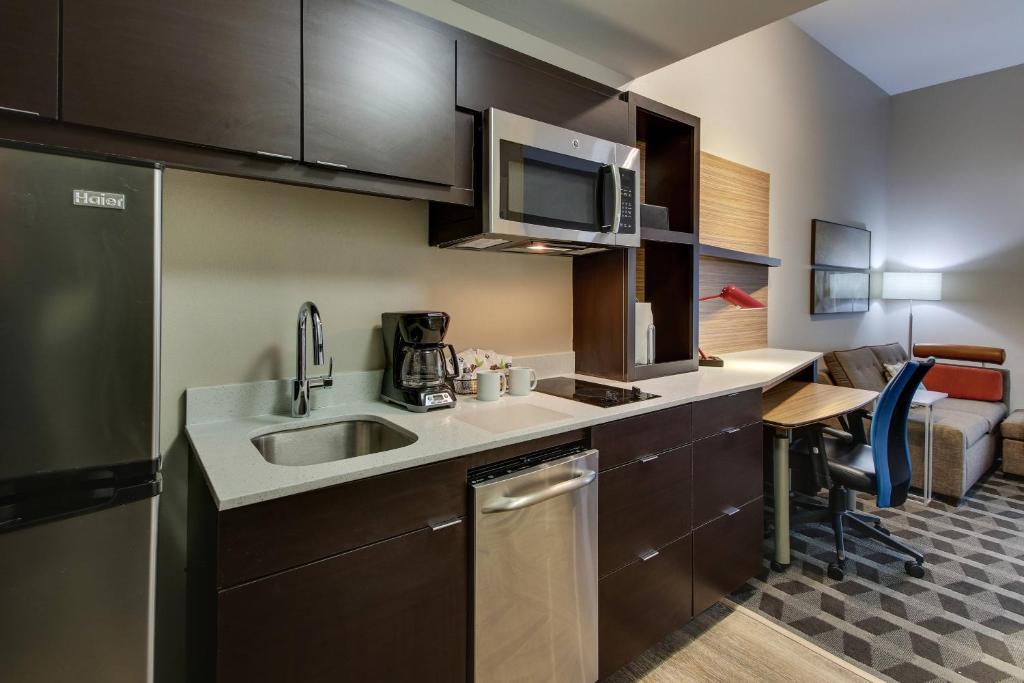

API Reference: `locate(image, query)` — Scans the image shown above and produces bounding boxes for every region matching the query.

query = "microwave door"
[495,140,618,247]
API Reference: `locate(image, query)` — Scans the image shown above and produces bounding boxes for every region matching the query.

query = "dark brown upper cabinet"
[62,0,301,159]
[304,0,455,185]
[0,0,59,119]
[456,37,628,145]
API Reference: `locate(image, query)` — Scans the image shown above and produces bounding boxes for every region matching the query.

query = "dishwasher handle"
[481,470,597,514]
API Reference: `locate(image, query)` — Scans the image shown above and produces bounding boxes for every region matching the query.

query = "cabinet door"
[692,423,762,527]
[599,534,692,679]
[599,445,691,577]
[304,0,455,184]
[0,0,59,118]
[457,38,628,145]
[217,520,467,683]
[693,497,763,615]
[62,0,300,158]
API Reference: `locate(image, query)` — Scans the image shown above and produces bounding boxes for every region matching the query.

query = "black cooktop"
[535,376,659,408]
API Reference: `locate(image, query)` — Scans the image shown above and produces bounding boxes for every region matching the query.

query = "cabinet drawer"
[599,534,692,679]
[217,520,466,683]
[692,389,761,441]
[692,424,763,527]
[599,445,691,576]
[693,497,763,615]
[217,458,466,587]
[591,404,692,471]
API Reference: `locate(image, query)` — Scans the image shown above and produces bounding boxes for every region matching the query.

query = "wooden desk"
[762,381,878,570]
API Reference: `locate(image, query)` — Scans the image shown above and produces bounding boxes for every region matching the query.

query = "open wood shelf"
[641,228,696,245]
[699,244,780,267]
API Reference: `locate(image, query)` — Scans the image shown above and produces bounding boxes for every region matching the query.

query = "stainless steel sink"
[252,418,417,466]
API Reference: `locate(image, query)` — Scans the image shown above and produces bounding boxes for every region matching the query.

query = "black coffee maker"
[381,312,458,412]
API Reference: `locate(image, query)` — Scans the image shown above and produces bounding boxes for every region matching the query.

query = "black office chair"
[790,358,935,580]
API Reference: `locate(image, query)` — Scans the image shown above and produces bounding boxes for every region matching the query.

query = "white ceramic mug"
[476,370,507,401]
[508,367,538,396]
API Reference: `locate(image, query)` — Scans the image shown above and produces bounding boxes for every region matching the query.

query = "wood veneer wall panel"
[699,152,769,256]
[699,257,767,355]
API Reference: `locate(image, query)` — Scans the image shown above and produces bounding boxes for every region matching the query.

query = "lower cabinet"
[216,520,467,683]
[193,398,767,682]
[598,534,693,679]
[693,497,764,615]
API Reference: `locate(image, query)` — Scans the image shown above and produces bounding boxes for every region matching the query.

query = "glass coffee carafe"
[399,345,458,389]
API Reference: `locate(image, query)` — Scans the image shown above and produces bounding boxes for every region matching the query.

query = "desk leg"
[772,428,791,571]
[923,405,934,504]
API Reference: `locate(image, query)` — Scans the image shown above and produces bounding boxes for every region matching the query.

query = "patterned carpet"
[732,472,1024,683]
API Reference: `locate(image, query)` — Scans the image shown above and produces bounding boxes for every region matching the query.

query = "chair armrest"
[844,408,871,445]
[792,424,834,490]
[822,426,854,442]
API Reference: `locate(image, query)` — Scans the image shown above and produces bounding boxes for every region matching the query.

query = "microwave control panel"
[618,168,636,234]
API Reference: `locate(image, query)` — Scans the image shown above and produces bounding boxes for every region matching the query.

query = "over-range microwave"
[429,108,640,255]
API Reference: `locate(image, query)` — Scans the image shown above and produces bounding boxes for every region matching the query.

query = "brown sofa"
[819,343,1010,502]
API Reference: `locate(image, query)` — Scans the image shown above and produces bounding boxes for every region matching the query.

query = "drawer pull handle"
[428,518,462,531]
[316,160,349,169]
[639,549,659,562]
[639,454,659,464]
[722,426,741,435]
[255,150,294,160]
[722,506,741,517]
[0,105,41,117]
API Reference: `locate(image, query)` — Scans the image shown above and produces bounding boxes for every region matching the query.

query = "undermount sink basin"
[252,418,417,466]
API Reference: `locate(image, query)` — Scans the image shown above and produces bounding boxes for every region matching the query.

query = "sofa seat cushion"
[1002,410,1024,441]
[911,407,989,448]
[933,398,1008,432]
[824,347,889,391]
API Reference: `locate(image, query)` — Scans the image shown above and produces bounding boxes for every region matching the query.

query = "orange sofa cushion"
[924,363,1004,402]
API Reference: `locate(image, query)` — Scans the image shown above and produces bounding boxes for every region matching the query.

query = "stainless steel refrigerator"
[0,144,161,683]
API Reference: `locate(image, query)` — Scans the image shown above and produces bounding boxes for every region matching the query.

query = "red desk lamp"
[698,285,766,367]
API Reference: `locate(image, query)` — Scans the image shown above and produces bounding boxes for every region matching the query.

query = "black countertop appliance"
[380,311,459,412]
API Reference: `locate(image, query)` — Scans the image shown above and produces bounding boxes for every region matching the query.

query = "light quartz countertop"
[186,348,821,510]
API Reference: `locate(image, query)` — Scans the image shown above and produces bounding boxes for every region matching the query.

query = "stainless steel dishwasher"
[471,445,599,683]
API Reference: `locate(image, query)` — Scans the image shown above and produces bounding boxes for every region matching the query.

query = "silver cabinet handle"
[428,517,462,531]
[316,160,349,169]
[0,105,40,117]
[482,470,597,514]
[639,548,659,562]
[722,426,741,434]
[255,150,293,160]
[639,454,659,464]
[722,506,741,517]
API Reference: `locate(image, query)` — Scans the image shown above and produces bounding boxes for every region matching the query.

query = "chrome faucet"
[291,301,334,417]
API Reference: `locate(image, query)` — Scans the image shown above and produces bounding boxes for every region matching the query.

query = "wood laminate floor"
[606,600,880,683]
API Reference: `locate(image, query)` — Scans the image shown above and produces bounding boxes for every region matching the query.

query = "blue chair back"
[869,357,936,507]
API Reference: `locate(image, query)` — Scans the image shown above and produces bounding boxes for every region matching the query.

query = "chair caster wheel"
[905,561,925,578]
[827,563,845,580]
[874,523,891,536]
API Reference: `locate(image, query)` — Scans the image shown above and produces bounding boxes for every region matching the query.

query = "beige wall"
[629,19,899,353]
[155,169,571,681]
[886,64,1024,408]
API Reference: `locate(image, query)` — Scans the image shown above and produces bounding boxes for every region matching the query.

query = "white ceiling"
[451,0,824,79]
[791,0,1024,95]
